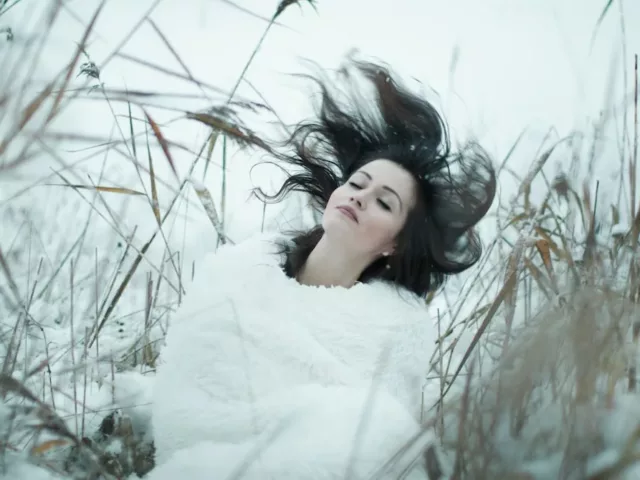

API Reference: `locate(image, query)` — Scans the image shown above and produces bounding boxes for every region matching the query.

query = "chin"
[322,219,355,242]
[323,211,353,233]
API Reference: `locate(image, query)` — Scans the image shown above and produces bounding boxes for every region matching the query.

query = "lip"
[337,205,358,223]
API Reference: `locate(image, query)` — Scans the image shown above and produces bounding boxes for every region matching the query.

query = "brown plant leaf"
[523,258,551,299]
[186,112,272,152]
[190,179,232,245]
[534,227,567,260]
[535,239,554,275]
[144,109,179,181]
[31,439,72,455]
[517,137,570,199]
[0,81,56,158]
[146,132,162,225]
[45,184,146,196]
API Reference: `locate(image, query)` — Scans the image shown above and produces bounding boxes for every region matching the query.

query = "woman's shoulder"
[171,231,292,327]
[178,231,288,304]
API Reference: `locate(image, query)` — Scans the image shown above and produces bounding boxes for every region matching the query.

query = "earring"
[382,252,390,256]
[385,264,391,269]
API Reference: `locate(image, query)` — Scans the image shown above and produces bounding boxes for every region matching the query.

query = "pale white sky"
[54,0,637,138]
[2,0,639,256]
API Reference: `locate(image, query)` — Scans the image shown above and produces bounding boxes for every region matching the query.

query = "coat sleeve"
[378,299,436,423]
[168,231,285,326]
[150,232,283,463]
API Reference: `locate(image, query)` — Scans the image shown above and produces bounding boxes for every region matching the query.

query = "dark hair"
[255,57,496,297]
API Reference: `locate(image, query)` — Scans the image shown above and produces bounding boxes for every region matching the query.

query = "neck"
[297,234,371,288]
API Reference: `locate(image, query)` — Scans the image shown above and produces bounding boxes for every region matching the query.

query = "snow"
[2,0,640,478]
[600,394,640,452]
[112,371,155,442]
[0,462,63,480]
[611,223,629,236]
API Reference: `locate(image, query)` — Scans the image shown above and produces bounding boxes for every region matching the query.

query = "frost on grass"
[0,367,156,479]
[432,286,640,479]
[0,191,164,478]
[0,0,637,478]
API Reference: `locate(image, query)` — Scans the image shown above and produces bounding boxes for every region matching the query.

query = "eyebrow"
[354,170,404,211]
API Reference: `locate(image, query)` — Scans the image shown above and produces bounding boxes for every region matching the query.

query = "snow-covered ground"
[2,0,640,478]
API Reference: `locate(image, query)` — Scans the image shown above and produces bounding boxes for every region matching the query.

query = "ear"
[380,243,396,257]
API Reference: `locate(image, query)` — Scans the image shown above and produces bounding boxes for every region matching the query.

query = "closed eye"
[349,182,392,211]
[377,199,391,211]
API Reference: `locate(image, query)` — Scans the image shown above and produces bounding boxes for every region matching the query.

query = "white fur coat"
[149,233,437,479]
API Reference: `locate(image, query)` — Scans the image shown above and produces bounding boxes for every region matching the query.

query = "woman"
[149,58,495,479]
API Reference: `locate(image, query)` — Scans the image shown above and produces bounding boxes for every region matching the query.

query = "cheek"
[361,212,403,243]
[326,187,346,208]
[322,189,347,224]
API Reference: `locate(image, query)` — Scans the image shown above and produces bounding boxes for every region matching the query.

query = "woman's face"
[323,158,418,258]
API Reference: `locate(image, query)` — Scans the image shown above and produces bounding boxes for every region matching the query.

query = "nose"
[349,194,365,209]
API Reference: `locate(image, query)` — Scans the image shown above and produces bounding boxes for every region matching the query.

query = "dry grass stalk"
[433,287,640,478]
[0,0,313,476]
[2,0,635,479]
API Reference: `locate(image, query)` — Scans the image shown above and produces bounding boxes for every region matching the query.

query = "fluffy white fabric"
[149,233,436,479]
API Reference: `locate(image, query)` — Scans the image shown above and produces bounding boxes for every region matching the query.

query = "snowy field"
[2,0,640,478]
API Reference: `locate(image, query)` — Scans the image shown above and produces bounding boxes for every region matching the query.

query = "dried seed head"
[552,172,570,200]
[78,61,100,80]
[274,0,318,20]
[0,27,12,42]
